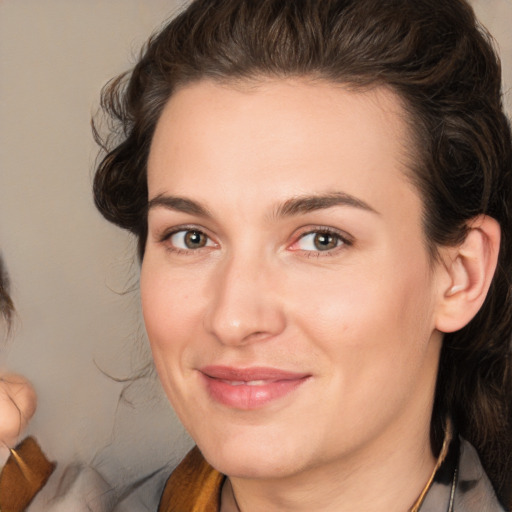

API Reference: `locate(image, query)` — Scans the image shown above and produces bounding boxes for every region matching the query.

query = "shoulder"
[455,438,508,512]
[28,463,116,511]
[0,436,115,512]
[420,436,507,512]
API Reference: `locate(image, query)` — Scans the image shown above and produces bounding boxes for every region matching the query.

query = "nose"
[203,253,286,346]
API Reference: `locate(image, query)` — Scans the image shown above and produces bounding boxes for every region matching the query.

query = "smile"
[199,366,311,410]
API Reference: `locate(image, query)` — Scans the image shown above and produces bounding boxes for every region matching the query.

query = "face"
[141,79,445,480]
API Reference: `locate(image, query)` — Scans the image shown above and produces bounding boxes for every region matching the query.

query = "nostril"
[244,331,269,342]
[202,259,287,345]
[204,304,286,346]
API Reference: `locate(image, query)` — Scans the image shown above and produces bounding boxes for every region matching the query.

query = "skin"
[0,373,37,463]
[141,78,451,512]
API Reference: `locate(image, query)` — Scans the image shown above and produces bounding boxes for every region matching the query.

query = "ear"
[435,215,501,333]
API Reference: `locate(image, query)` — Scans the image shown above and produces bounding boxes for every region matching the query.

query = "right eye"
[167,229,215,251]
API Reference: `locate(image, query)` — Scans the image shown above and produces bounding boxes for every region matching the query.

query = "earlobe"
[435,215,501,333]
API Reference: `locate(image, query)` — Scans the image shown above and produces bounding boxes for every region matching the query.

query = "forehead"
[147,78,419,215]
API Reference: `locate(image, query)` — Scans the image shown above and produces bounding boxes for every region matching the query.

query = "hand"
[0,373,37,462]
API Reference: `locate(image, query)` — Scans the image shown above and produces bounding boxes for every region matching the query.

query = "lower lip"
[201,375,309,410]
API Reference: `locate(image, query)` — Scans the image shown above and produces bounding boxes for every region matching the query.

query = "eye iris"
[314,232,338,251]
[184,231,206,249]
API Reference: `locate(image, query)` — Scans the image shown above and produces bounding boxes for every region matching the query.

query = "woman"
[94,0,512,510]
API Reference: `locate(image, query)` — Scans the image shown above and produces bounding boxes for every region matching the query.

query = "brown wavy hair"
[0,256,14,331]
[93,0,512,505]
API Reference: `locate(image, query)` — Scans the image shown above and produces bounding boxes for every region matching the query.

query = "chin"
[205,449,300,480]
[194,425,312,479]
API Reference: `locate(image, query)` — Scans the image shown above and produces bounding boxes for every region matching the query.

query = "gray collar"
[419,436,505,512]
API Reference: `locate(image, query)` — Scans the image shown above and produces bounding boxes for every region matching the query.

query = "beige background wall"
[0,0,511,491]
[0,0,192,489]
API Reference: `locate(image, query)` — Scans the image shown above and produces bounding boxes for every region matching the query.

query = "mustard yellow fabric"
[0,436,55,512]
[158,446,224,512]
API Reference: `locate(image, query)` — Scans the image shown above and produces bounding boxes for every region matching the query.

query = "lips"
[199,366,310,410]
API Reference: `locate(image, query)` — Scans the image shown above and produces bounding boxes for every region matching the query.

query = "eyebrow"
[273,192,378,218]
[147,194,212,217]
[146,191,378,219]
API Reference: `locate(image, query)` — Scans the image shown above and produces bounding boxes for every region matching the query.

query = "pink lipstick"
[200,366,310,410]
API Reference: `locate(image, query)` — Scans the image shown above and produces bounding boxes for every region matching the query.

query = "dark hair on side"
[0,256,14,330]
[93,0,512,505]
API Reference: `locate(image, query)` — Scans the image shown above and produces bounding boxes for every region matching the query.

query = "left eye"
[169,229,215,250]
[295,231,345,252]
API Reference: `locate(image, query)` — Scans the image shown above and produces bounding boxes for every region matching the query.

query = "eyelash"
[289,227,353,256]
[159,225,217,255]
[158,226,352,256]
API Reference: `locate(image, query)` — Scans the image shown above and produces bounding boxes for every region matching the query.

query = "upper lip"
[200,365,310,382]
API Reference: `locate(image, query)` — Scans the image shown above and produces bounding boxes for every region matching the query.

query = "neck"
[221,417,437,512]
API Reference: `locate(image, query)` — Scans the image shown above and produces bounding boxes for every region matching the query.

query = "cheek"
[140,263,205,419]
[288,252,437,381]
[140,262,196,369]
[141,254,200,329]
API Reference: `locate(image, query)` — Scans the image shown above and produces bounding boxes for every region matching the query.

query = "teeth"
[221,380,267,386]
[223,380,245,386]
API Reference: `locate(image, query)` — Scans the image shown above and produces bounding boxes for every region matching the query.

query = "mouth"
[199,366,311,410]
